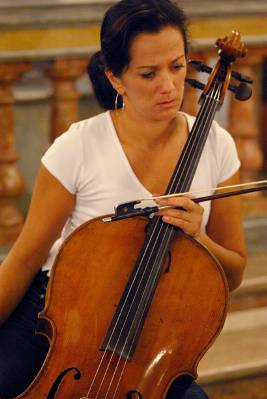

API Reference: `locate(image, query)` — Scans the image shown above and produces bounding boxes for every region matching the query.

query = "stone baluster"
[228,56,265,213]
[47,58,88,142]
[228,57,263,182]
[0,62,31,246]
[261,57,267,172]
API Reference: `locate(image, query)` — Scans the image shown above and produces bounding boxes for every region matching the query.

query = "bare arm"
[0,165,75,325]
[202,171,246,291]
[156,171,247,291]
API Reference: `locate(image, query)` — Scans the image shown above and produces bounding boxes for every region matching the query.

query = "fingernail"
[162,216,170,222]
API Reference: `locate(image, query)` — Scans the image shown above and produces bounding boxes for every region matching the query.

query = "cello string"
[85,84,220,398]
[169,82,221,195]
[110,85,223,368]
[150,83,221,252]
[110,245,173,399]
[141,83,221,285]
[144,84,221,286]
[150,83,221,257]
[98,85,221,397]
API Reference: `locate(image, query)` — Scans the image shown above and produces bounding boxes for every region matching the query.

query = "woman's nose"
[159,73,175,93]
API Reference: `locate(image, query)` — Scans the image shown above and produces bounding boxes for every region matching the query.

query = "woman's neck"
[110,109,185,150]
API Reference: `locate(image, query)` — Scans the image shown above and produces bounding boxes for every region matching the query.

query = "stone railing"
[0,0,267,248]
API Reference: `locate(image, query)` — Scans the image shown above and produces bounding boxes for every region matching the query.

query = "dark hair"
[88,0,189,110]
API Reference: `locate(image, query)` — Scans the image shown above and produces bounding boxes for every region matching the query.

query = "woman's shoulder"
[67,111,109,136]
[42,111,109,163]
[49,111,110,153]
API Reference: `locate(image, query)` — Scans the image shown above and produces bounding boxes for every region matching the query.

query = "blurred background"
[0,1,266,397]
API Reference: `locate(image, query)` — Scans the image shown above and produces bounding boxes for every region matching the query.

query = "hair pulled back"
[88,0,188,110]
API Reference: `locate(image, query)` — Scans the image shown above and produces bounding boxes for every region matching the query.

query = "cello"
[17,31,251,399]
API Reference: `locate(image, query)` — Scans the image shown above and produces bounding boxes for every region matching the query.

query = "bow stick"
[145,179,267,202]
[102,180,267,222]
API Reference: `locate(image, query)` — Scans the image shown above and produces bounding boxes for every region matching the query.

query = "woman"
[0,0,246,398]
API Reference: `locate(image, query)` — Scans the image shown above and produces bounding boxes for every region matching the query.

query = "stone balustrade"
[0,62,31,245]
[0,0,267,247]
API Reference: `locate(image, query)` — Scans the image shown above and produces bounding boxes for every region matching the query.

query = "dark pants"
[0,272,209,399]
[0,271,49,398]
[167,380,209,399]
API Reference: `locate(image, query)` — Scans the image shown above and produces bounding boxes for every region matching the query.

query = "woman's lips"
[158,99,177,107]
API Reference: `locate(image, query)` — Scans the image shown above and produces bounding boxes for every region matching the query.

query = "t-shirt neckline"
[106,110,192,197]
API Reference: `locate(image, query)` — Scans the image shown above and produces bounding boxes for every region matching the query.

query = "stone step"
[243,217,267,282]
[198,307,267,386]
[230,275,267,311]
[201,372,267,399]
[236,276,267,295]
[229,216,267,311]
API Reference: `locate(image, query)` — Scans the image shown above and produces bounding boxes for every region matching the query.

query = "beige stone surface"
[198,307,267,383]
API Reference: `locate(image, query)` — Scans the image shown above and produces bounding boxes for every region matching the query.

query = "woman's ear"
[105,69,125,95]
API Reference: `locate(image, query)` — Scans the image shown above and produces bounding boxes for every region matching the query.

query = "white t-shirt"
[41,111,240,272]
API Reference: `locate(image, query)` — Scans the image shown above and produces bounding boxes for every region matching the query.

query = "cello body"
[16,216,228,399]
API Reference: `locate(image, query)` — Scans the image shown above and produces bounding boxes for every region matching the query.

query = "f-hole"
[46,367,81,399]
[164,250,172,273]
[126,391,143,399]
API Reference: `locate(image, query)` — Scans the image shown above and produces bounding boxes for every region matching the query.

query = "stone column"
[47,58,88,142]
[0,62,31,246]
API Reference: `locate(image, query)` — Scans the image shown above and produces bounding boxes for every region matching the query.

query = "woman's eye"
[173,64,184,70]
[141,72,155,79]
[140,65,184,79]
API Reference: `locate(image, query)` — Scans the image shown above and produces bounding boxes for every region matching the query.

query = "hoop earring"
[115,92,125,112]
[115,92,119,111]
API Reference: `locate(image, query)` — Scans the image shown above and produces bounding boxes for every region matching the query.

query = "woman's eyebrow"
[136,54,185,69]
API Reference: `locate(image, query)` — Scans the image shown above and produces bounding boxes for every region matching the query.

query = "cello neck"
[166,88,221,196]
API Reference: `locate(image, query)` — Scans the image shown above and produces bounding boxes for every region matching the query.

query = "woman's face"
[111,26,187,122]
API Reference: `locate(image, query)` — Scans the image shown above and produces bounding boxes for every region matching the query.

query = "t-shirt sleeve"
[213,120,241,183]
[41,124,83,194]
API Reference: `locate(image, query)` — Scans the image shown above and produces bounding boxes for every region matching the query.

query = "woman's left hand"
[155,196,204,238]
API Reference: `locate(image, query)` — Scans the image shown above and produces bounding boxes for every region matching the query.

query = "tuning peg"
[188,59,253,84]
[234,82,252,100]
[185,78,252,101]
[185,78,205,90]
[188,60,212,74]
[231,71,253,84]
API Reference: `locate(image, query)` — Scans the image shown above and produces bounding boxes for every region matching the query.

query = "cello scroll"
[187,30,252,102]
